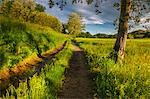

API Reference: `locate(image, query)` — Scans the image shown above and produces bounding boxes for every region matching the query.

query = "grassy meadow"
[0,0,150,98]
[76,38,150,98]
[0,15,67,70]
[2,40,72,99]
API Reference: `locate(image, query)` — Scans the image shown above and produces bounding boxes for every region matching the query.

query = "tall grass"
[77,38,150,98]
[2,41,72,98]
[0,15,67,69]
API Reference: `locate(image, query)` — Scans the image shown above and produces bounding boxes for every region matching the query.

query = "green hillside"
[0,15,67,70]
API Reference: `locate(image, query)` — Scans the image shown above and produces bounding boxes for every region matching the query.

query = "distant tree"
[128,34,134,39]
[77,32,93,38]
[9,0,24,19]
[9,0,36,21]
[67,12,82,37]
[35,3,45,12]
[23,0,36,11]
[62,23,68,34]
[0,0,12,15]
[49,16,63,32]
[144,31,150,38]
[0,0,63,32]
[94,33,108,38]
[33,12,48,25]
[28,11,37,23]
[33,12,62,32]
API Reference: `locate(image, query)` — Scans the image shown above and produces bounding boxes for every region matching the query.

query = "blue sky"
[35,0,150,35]
[86,23,116,34]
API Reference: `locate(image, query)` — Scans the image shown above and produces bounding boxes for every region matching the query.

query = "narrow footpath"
[58,43,94,99]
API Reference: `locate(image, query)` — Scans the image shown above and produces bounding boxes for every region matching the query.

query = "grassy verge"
[0,15,67,70]
[76,38,150,98]
[2,41,72,98]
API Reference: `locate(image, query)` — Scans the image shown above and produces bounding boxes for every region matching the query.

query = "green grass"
[76,38,150,98]
[2,41,72,99]
[0,15,67,70]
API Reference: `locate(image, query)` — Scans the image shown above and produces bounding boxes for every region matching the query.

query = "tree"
[23,0,36,11]
[9,0,35,21]
[35,3,46,12]
[0,0,12,16]
[113,0,149,63]
[9,0,24,20]
[0,0,62,32]
[128,34,134,39]
[113,0,132,63]
[77,32,93,38]
[67,12,82,37]
[49,16,63,32]
[33,12,63,32]
[62,23,68,34]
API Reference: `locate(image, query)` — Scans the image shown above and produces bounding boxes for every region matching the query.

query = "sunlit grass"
[0,15,67,70]
[76,38,150,98]
[2,41,72,98]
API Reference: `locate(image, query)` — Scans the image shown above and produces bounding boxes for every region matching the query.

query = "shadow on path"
[58,44,94,99]
[0,41,67,97]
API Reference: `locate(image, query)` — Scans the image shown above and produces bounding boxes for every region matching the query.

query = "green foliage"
[33,12,63,32]
[0,0,12,15]
[77,38,150,98]
[128,34,134,39]
[67,12,82,37]
[0,0,63,32]
[77,32,93,38]
[0,15,66,69]
[3,42,72,98]
[35,3,46,12]
[94,33,116,38]
[128,30,150,39]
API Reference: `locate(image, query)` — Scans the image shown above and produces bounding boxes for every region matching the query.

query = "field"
[1,13,150,99]
[76,38,150,98]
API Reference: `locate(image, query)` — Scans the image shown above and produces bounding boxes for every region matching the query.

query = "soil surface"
[58,43,94,99]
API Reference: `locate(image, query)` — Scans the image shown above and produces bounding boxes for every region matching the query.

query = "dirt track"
[58,44,94,99]
[0,41,67,96]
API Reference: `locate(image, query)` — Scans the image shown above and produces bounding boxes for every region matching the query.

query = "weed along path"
[58,43,94,99]
[0,41,67,96]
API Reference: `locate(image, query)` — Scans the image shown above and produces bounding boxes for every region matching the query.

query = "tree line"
[0,0,83,35]
[0,0,62,32]
[78,30,150,39]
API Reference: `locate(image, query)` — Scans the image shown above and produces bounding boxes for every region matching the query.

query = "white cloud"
[81,15,104,25]
[82,16,104,24]
[73,2,105,24]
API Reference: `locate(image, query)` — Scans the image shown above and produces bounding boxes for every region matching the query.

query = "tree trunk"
[113,0,132,63]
